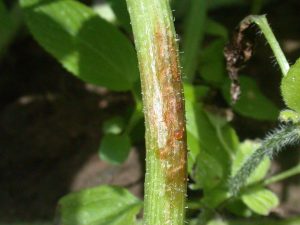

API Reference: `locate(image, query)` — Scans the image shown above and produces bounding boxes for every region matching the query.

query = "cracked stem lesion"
[126,0,187,225]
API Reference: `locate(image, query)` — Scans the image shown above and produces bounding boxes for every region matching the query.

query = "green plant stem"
[229,124,300,195]
[245,15,290,76]
[182,0,206,82]
[126,1,187,225]
[264,164,300,185]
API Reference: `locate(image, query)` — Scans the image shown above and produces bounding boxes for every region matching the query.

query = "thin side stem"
[264,164,300,185]
[126,1,187,225]
[248,15,290,76]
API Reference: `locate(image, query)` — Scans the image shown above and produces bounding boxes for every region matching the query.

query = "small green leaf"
[199,39,226,84]
[222,76,279,120]
[279,109,300,123]
[106,0,132,33]
[99,134,131,164]
[186,100,237,189]
[226,199,252,217]
[20,0,139,91]
[205,19,228,40]
[232,140,270,185]
[281,59,300,113]
[241,187,279,215]
[58,185,142,225]
[102,116,125,135]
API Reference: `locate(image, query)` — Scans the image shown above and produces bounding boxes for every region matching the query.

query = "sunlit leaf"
[58,185,142,225]
[281,58,300,113]
[20,0,139,91]
[241,187,279,215]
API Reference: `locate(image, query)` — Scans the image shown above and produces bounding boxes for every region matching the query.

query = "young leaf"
[198,39,227,85]
[231,140,270,185]
[222,76,279,120]
[241,187,279,215]
[102,116,125,135]
[99,133,131,165]
[20,0,139,91]
[57,185,142,225]
[281,58,300,113]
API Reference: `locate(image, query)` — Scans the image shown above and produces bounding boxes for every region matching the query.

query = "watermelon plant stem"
[243,15,290,76]
[126,0,188,224]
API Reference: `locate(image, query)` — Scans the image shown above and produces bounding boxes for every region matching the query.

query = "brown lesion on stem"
[153,20,187,199]
[224,17,256,103]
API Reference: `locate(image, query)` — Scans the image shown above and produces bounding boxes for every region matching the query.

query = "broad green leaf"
[222,76,279,120]
[58,185,142,225]
[99,134,131,164]
[208,0,245,9]
[241,187,279,215]
[225,199,252,217]
[0,1,22,56]
[181,0,206,82]
[184,83,209,103]
[102,116,125,135]
[185,100,237,189]
[232,140,270,185]
[20,0,139,91]
[198,39,226,84]
[106,0,132,33]
[93,2,117,24]
[279,109,300,123]
[207,220,228,225]
[205,19,228,40]
[281,58,300,113]
[187,130,201,174]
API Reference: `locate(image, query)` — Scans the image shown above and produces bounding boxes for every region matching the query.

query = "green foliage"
[222,76,279,120]
[99,133,131,165]
[198,39,226,84]
[57,185,142,225]
[11,0,300,224]
[241,187,279,215]
[20,0,139,91]
[281,58,300,113]
[102,116,125,135]
[229,124,300,195]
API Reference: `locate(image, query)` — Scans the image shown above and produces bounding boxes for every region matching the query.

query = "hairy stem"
[126,1,187,224]
[264,163,300,185]
[229,124,300,195]
[244,15,290,76]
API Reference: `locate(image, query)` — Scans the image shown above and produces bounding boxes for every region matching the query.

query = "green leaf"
[281,58,300,113]
[205,19,228,40]
[102,116,125,135]
[199,39,226,84]
[232,140,270,185]
[106,0,132,33]
[99,134,131,164]
[241,187,279,215]
[58,185,142,225]
[181,0,206,82]
[225,199,252,217]
[185,100,238,189]
[279,109,300,123]
[20,0,139,91]
[222,76,279,120]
